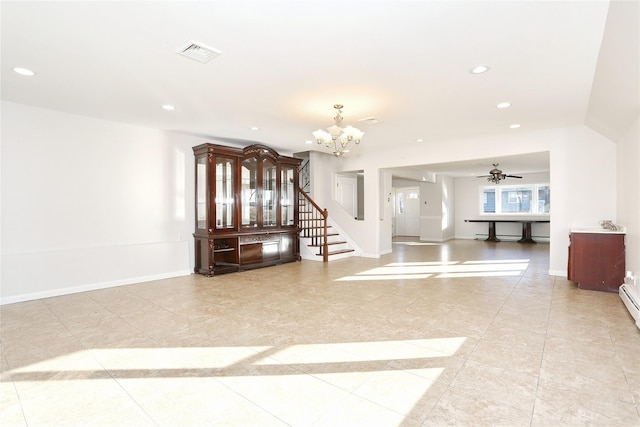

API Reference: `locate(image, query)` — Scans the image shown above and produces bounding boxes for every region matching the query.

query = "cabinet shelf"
[213,248,235,253]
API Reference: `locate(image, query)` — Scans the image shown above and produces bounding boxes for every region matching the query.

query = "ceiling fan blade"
[505,174,523,178]
[476,175,492,178]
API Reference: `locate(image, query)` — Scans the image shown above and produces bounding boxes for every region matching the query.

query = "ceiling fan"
[478,163,523,184]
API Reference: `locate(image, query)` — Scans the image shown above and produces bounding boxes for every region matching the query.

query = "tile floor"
[1,238,639,426]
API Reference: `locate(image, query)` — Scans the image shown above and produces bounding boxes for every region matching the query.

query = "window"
[481,184,549,215]
[483,188,496,213]
[538,185,550,214]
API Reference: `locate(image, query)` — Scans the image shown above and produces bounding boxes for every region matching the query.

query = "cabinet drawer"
[239,241,281,265]
[240,243,263,265]
[239,234,280,245]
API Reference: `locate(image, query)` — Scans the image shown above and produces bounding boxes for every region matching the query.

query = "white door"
[394,187,420,236]
[336,174,357,219]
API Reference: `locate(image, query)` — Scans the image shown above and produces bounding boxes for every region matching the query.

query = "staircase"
[298,187,355,262]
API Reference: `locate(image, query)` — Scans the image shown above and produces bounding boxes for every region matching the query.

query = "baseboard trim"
[0,270,192,305]
[548,269,567,277]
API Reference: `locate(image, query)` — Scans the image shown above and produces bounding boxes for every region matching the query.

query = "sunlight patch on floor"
[336,274,431,281]
[337,259,529,281]
[386,261,460,266]
[10,346,271,374]
[437,271,522,278]
[254,337,466,365]
[8,336,465,379]
[393,241,442,246]
[463,259,530,264]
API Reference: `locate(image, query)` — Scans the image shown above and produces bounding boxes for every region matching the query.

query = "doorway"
[393,187,420,236]
[336,171,364,220]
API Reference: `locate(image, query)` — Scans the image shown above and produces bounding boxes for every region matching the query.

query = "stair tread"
[302,233,339,238]
[320,248,355,256]
[309,241,347,247]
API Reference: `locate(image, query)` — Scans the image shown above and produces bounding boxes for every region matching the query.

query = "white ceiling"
[2,1,637,178]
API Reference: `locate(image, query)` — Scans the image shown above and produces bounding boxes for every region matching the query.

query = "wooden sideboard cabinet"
[193,143,301,276]
[568,230,625,292]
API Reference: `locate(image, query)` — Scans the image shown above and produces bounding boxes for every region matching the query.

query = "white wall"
[1,101,201,303]
[419,181,440,241]
[442,175,455,241]
[616,115,640,293]
[320,125,617,276]
[418,176,455,242]
[455,171,551,240]
[379,170,393,255]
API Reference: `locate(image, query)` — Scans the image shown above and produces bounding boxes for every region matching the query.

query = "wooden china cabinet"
[568,229,625,292]
[193,143,301,276]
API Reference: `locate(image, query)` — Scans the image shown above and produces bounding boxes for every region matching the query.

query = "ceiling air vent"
[358,117,380,125]
[177,40,222,64]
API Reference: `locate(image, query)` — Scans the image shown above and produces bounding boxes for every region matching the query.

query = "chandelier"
[312,104,364,157]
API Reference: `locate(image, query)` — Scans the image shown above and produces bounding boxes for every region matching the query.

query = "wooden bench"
[465,219,550,243]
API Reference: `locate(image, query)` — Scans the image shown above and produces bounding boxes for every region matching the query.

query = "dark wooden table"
[465,219,550,243]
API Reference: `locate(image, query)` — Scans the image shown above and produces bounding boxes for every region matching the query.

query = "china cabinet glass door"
[281,165,295,226]
[241,157,258,227]
[263,157,277,227]
[215,157,235,229]
[196,155,207,230]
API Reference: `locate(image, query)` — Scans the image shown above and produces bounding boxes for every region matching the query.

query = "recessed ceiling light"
[305,140,313,145]
[509,124,521,129]
[250,126,259,131]
[470,65,489,74]
[162,104,175,111]
[416,138,424,143]
[496,102,511,109]
[14,67,35,76]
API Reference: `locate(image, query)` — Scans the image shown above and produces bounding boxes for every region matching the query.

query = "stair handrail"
[298,186,329,262]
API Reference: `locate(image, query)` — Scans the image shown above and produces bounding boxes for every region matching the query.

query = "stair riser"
[325,251,355,261]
